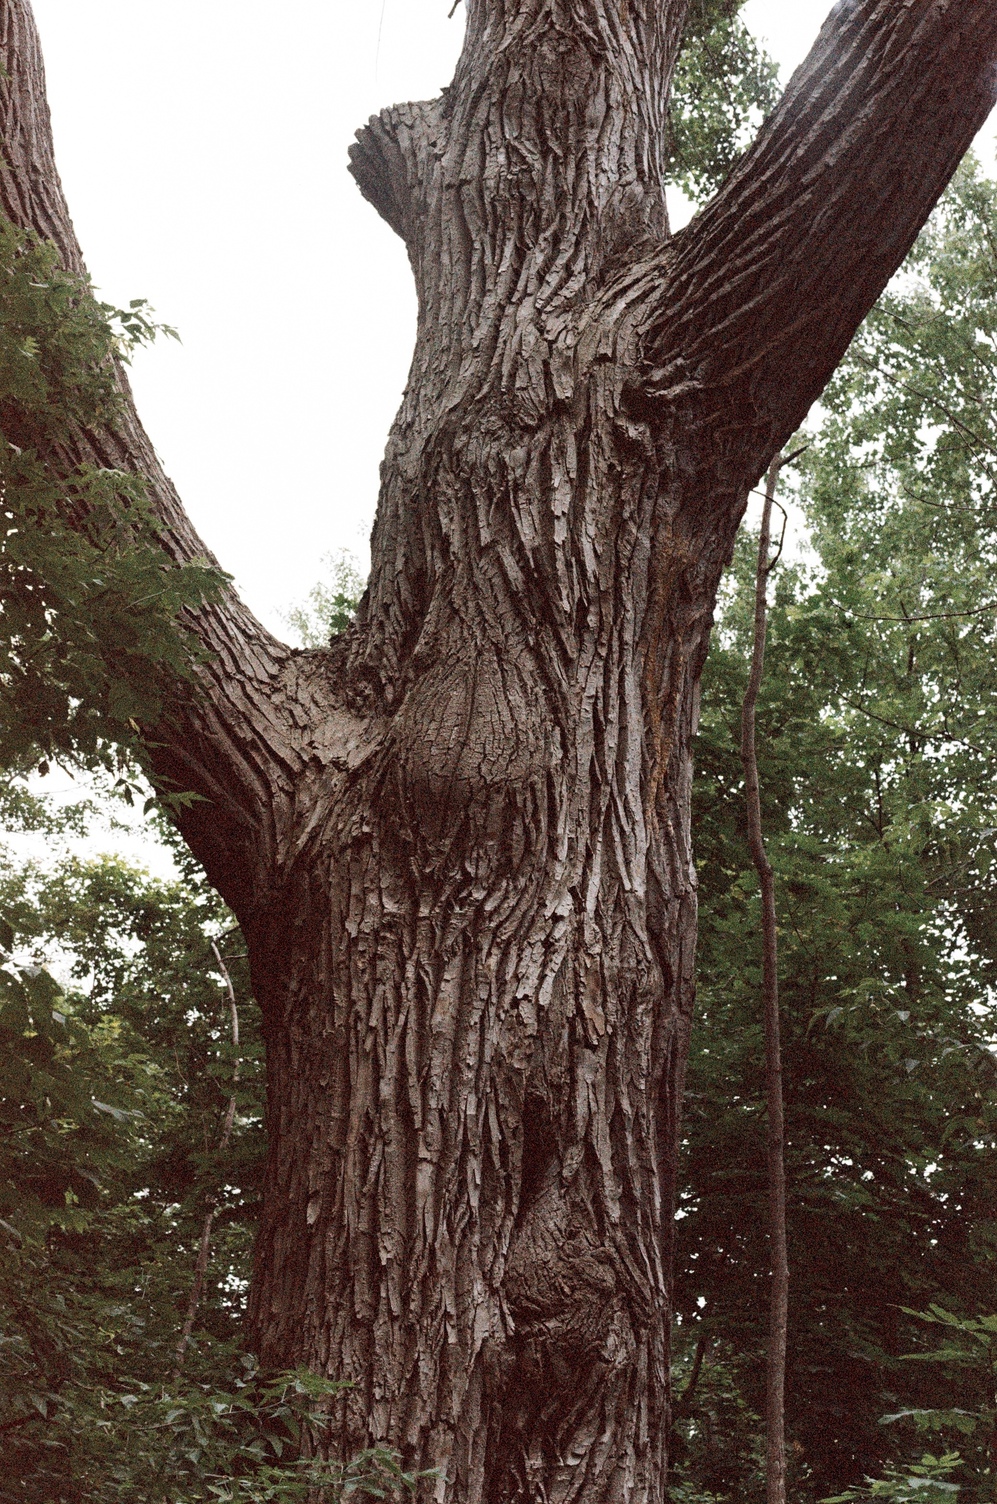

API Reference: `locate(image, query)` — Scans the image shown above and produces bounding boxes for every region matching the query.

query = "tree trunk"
[741,456,789,1504]
[3,2,997,1501]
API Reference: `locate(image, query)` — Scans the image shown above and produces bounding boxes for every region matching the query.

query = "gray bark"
[2,2,997,1500]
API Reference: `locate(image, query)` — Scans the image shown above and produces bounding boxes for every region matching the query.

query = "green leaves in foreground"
[822,1311,997,1504]
[0,906,127,1238]
[0,820,430,1503]
[821,1454,964,1504]
[0,213,224,772]
[0,1360,433,1504]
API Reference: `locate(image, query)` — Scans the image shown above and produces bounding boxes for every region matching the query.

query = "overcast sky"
[28,1,997,638]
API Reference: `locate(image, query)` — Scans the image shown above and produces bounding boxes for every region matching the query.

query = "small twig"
[766,502,789,575]
[781,442,811,470]
[840,697,989,758]
[746,443,811,505]
[673,1331,711,1418]
[741,453,789,1504]
[171,940,241,1381]
[747,444,808,575]
[833,599,997,624]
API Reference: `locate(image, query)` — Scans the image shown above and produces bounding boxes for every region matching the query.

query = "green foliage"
[0,214,224,773]
[0,784,434,1501]
[674,160,997,1502]
[669,1329,766,1502]
[669,1,779,200]
[822,1454,964,1504]
[0,917,125,1241]
[0,1342,428,1504]
[0,213,175,431]
[873,1308,997,1498]
[284,549,365,647]
[0,795,247,1493]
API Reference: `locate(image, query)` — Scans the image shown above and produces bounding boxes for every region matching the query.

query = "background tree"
[672,161,997,1504]
[667,0,778,199]
[2,2,997,1501]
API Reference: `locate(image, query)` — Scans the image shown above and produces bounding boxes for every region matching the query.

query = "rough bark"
[2,2,997,1501]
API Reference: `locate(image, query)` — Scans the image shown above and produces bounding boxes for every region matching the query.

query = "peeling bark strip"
[2,2,996,1501]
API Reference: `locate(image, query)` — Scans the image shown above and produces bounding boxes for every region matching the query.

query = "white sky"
[27,0,997,638]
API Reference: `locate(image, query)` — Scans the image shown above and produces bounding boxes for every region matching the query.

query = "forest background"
[4,2,997,1502]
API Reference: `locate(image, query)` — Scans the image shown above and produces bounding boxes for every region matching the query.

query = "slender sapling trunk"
[740,456,790,1504]
[172,940,242,1380]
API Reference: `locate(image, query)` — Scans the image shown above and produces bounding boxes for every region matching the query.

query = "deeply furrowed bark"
[3,2,997,1501]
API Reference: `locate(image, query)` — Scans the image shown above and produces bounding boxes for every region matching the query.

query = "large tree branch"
[643,0,997,476]
[0,0,341,917]
[349,101,444,247]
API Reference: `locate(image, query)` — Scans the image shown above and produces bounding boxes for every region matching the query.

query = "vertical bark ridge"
[348,0,690,704]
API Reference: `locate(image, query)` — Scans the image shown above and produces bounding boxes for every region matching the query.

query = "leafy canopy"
[0,215,224,775]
